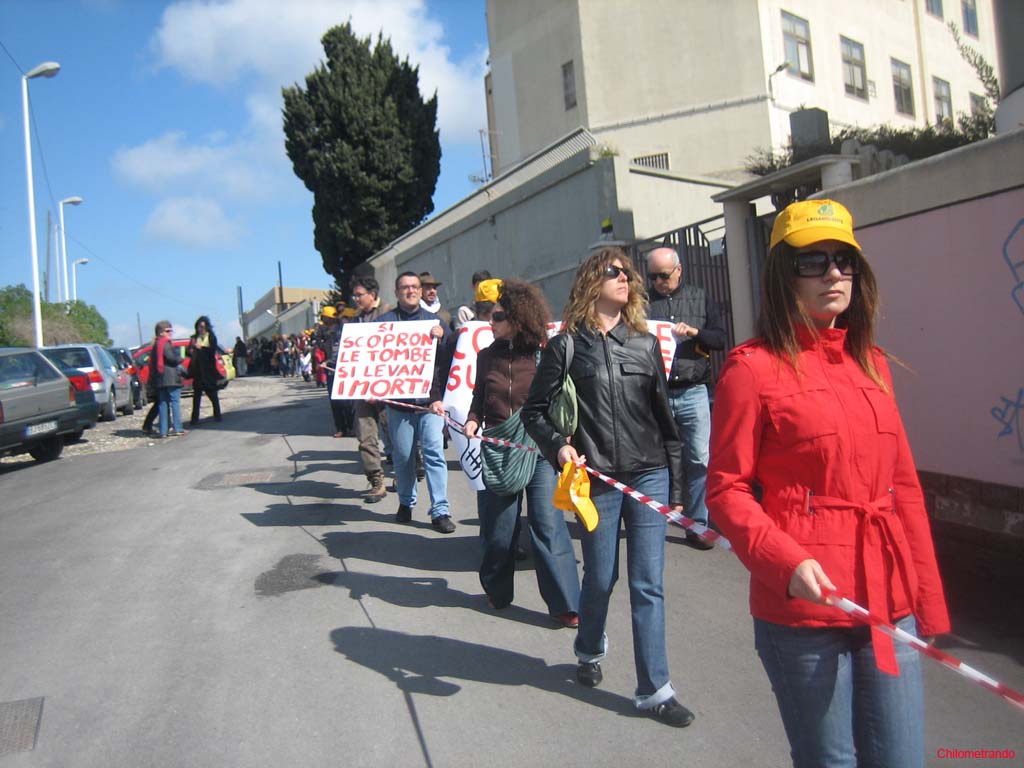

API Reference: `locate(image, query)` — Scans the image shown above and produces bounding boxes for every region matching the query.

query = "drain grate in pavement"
[196,469,286,489]
[0,697,44,757]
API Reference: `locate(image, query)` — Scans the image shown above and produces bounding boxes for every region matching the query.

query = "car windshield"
[44,347,92,369]
[0,351,61,388]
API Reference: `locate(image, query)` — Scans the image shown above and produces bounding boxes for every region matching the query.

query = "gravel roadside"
[3,375,315,464]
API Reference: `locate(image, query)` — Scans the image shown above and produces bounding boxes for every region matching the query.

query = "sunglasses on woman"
[491,311,508,323]
[603,264,633,280]
[791,249,861,277]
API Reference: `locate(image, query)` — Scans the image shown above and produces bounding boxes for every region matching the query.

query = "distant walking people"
[645,246,727,549]
[707,200,950,767]
[233,336,248,378]
[188,315,223,425]
[523,247,695,728]
[378,272,457,533]
[463,279,580,624]
[149,320,186,438]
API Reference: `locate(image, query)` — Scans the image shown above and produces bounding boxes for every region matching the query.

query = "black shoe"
[576,662,602,688]
[685,529,715,550]
[431,515,456,534]
[395,504,412,523]
[649,697,695,728]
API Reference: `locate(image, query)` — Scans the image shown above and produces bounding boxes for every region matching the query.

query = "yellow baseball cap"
[474,278,503,304]
[321,305,337,319]
[769,199,862,252]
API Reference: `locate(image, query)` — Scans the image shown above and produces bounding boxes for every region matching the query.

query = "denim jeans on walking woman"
[157,386,183,437]
[754,614,924,768]
[666,384,711,525]
[477,460,580,614]
[574,467,675,709]
[387,406,449,519]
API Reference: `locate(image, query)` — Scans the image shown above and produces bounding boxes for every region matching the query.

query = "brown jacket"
[467,340,540,428]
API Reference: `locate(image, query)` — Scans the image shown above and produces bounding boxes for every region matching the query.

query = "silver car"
[0,348,81,462]
[41,344,134,421]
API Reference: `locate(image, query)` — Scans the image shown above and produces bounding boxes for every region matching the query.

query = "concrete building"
[241,287,330,340]
[485,0,1001,179]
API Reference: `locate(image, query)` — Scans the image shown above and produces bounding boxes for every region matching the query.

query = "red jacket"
[707,327,949,672]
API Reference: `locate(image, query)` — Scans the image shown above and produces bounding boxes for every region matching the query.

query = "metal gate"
[622,214,734,381]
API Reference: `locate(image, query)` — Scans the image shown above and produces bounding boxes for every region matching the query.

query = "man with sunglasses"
[645,247,727,550]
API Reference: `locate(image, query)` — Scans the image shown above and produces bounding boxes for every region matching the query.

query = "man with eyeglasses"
[349,276,392,503]
[377,272,457,533]
[646,247,727,550]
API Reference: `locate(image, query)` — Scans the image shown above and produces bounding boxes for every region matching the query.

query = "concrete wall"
[369,147,729,320]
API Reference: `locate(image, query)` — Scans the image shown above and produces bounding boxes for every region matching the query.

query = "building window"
[840,36,867,99]
[562,60,577,110]
[891,58,914,116]
[962,0,978,36]
[782,11,814,82]
[631,152,670,171]
[926,0,943,17]
[933,77,953,123]
[970,92,987,115]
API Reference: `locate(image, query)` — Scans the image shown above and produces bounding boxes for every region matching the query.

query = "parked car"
[107,346,146,409]
[48,361,99,442]
[41,344,134,421]
[0,347,81,462]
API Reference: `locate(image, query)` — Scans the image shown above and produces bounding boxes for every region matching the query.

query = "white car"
[41,344,134,421]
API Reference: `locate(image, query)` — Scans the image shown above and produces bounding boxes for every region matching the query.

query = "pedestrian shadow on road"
[322,529,479,573]
[330,625,638,717]
[318,570,552,627]
[242,501,390,527]
[288,449,360,463]
[244,478,360,500]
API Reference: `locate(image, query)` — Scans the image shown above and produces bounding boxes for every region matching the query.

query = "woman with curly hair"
[464,279,580,626]
[522,247,694,727]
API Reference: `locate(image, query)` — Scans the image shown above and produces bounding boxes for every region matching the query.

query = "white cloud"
[152,0,487,143]
[143,197,243,249]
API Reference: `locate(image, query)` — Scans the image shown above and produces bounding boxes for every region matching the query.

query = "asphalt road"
[0,377,1020,767]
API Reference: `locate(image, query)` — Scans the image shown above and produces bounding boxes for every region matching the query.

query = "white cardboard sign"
[331,320,439,400]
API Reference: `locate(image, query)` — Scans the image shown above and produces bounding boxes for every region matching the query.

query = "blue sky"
[0,0,489,347]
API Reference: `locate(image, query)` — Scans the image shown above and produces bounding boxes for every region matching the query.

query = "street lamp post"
[72,258,88,302]
[59,196,83,302]
[21,61,61,346]
[768,61,790,104]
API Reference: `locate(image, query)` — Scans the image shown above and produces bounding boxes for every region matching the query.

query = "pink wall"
[856,187,1024,487]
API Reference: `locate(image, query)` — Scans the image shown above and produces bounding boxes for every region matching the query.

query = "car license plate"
[25,420,57,437]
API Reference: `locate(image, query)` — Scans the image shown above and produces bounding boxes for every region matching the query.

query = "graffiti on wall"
[991,218,1024,454]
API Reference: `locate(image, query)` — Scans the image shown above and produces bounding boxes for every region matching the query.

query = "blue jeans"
[387,407,449,519]
[575,467,674,709]
[157,386,183,436]
[754,615,924,768]
[477,460,580,614]
[667,385,711,525]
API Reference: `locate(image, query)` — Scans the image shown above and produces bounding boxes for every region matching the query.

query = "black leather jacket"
[522,321,685,506]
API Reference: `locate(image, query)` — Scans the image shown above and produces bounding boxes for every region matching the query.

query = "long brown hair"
[562,247,648,335]
[498,278,551,348]
[758,241,886,389]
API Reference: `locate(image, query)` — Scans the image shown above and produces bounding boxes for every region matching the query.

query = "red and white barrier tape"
[370,397,1024,712]
[821,588,1024,712]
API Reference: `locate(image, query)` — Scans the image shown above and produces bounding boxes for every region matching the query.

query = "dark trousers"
[326,373,355,434]
[191,381,221,423]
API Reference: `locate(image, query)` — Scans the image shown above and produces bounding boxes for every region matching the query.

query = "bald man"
[646,247,727,549]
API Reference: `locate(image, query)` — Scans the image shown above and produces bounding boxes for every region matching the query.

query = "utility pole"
[136,312,143,346]
[277,261,284,315]
[236,286,245,341]
[44,210,53,302]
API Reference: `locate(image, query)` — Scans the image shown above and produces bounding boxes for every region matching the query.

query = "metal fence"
[621,214,734,382]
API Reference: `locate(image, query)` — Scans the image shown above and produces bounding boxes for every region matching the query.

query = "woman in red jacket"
[707,199,949,767]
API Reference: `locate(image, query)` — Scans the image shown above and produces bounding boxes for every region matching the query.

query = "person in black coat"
[188,315,223,424]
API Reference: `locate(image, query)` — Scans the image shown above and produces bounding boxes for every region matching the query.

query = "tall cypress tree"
[283,23,441,284]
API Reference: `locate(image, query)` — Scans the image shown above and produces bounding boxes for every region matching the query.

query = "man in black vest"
[646,247,727,550]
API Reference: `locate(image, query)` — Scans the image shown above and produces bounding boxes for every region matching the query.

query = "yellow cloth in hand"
[553,461,599,532]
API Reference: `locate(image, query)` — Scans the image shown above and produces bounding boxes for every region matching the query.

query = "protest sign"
[331,320,439,400]
[443,321,494,491]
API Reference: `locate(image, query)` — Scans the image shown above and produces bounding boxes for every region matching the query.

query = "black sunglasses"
[792,249,861,277]
[491,311,508,323]
[603,264,633,280]
[649,265,678,281]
